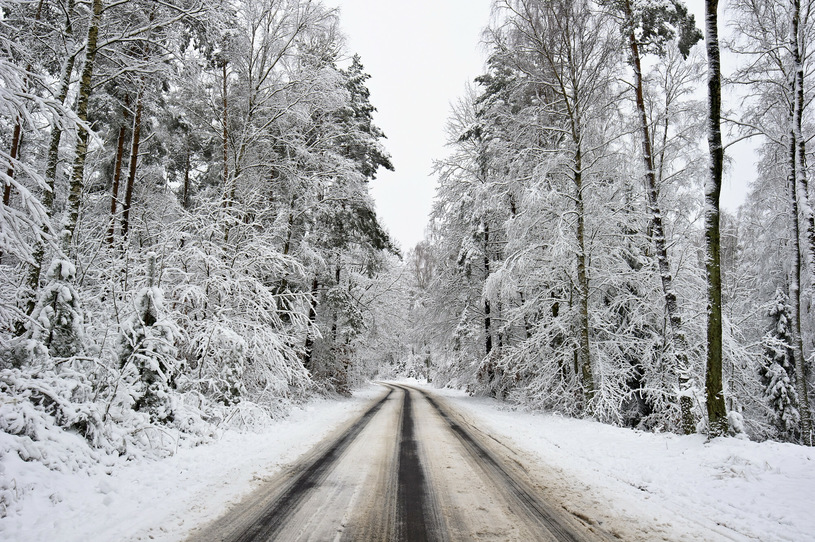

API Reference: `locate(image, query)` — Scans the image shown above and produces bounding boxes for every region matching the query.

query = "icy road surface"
[186,383,610,541]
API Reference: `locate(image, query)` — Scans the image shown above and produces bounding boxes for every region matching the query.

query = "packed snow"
[2,380,813,541]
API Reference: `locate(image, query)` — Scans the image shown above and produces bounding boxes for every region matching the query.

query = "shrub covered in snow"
[25,259,86,359]
[118,253,180,423]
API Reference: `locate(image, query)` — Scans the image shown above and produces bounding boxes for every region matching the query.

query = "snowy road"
[187,384,611,541]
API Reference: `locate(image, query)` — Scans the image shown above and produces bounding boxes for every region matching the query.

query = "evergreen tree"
[760,288,800,440]
[119,253,179,423]
[26,259,86,359]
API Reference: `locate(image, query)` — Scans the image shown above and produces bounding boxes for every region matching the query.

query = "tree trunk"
[121,88,144,240]
[789,0,814,445]
[182,150,191,209]
[703,0,728,437]
[2,122,21,209]
[625,1,695,433]
[221,60,229,209]
[63,0,104,255]
[1,121,22,264]
[484,222,492,356]
[107,99,130,245]
[283,194,296,255]
[791,0,815,285]
[788,131,814,446]
[575,143,594,405]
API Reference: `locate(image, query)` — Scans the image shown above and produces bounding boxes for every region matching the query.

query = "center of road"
[187,384,609,542]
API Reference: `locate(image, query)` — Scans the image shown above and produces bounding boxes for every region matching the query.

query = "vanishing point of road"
[187,384,613,541]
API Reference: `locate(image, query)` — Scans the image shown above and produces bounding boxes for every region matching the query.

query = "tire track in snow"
[215,388,394,542]
[401,384,612,542]
[392,384,443,541]
[189,384,609,542]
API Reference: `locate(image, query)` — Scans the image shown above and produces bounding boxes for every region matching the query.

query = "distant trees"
[413,0,814,444]
[420,0,707,429]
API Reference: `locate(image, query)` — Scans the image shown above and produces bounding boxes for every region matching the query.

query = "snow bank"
[434,385,814,541]
[0,385,382,542]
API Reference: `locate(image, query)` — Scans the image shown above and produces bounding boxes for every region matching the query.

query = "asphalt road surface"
[187,384,613,541]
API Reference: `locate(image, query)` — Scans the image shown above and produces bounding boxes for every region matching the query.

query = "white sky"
[327,0,754,252]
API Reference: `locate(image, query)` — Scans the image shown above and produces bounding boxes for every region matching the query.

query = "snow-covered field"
[2,380,813,541]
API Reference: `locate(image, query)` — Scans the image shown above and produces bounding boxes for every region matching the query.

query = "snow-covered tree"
[26,259,85,359]
[760,288,801,440]
[119,253,179,423]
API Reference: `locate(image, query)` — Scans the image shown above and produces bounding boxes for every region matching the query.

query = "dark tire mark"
[396,386,436,541]
[225,389,394,542]
[411,386,607,542]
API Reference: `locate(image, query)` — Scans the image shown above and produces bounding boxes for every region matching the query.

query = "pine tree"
[26,259,86,359]
[119,253,179,423]
[759,288,800,440]
[605,0,702,434]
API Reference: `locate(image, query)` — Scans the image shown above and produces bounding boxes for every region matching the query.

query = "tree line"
[396,0,814,445]
[0,0,396,460]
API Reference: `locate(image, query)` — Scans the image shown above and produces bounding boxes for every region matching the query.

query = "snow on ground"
[430,383,815,542]
[3,379,814,541]
[0,385,383,542]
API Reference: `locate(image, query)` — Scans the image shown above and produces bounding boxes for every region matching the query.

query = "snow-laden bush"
[118,253,180,423]
[0,364,105,516]
[184,323,247,405]
[0,366,104,459]
[26,259,86,359]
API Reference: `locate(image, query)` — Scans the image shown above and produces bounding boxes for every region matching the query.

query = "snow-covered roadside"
[0,385,384,542]
[431,383,815,542]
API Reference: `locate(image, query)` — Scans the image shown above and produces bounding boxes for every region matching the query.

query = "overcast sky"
[326,0,753,252]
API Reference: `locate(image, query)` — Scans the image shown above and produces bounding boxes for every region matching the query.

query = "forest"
[380,0,815,446]
[0,0,813,511]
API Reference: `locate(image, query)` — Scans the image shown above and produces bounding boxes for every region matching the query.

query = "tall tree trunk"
[788,131,814,446]
[484,222,492,356]
[703,0,728,437]
[121,88,144,241]
[574,143,594,405]
[63,0,104,255]
[789,0,813,442]
[791,0,815,281]
[625,2,695,433]
[107,99,131,245]
[791,2,815,445]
